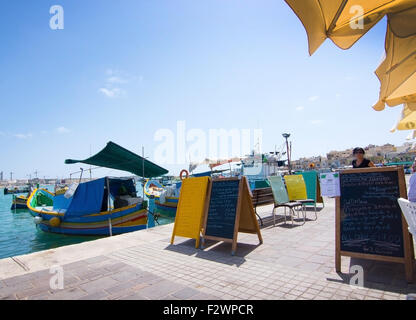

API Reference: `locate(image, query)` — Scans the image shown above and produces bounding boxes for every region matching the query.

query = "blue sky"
[0,0,409,179]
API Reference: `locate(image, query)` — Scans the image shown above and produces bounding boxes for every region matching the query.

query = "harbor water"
[0,185,174,260]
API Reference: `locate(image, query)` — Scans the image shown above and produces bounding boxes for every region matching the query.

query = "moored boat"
[28,177,150,235]
[4,186,31,195]
[27,141,168,236]
[11,194,29,210]
[144,179,180,218]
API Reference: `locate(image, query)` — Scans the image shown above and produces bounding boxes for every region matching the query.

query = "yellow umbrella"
[373,19,416,111]
[390,102,416,132]
[285,0,416,116]
[285,0,416,55]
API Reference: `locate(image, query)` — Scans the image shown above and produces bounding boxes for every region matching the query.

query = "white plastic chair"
[397,198,416,236]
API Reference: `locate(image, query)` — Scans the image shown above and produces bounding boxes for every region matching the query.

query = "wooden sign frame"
[315,175,324,205]
[201,176,263,255]
[335,166,415,282]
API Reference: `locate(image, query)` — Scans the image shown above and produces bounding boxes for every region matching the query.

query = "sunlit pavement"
[1,197,416,300]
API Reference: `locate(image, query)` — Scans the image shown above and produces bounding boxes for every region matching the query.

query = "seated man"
[408,160,416,202]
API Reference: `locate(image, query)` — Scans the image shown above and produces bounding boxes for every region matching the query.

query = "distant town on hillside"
[291,142,416,171]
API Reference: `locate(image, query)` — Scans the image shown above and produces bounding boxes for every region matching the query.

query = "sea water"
[0,184,174,260]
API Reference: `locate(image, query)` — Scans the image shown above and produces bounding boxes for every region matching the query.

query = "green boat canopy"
[65,141,169,178]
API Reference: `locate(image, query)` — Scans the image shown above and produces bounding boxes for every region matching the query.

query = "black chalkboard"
[340,170,404,258]
[205,179,240,240]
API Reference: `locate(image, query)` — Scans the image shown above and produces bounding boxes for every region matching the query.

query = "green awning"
[385,161,413,167]
[65,141,168,178]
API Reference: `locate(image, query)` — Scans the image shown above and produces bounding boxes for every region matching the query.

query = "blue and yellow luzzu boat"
[144,179,180,218]
[11,194,29,210]
[28,177,152,236]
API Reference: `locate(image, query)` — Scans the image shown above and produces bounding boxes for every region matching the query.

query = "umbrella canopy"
[373,18,416,110]
[285,0,416,55]
[65,141,169,178]
[391,102,416,132]
[285,0,416,116]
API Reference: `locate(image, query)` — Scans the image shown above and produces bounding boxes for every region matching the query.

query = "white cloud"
[295,106,304,111]
[99,87,123,98]
[14,133,33,139]
[310,120,323,125]
[99,69,143,98]
[308,96,319,102]
[107,76,127,84]
[56,127,70,134]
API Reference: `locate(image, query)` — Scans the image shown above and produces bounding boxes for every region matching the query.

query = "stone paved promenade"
[1,198,416,300]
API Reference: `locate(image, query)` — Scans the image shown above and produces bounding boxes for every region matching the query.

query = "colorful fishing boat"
[12,187,68,211]
[11,194,29,210]
[4,186,31,195]
[143,170,223,218]
[144,179,180,218]
[28,177,150,235]
[28,141,169,236]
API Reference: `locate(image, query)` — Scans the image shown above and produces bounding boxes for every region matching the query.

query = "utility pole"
[10,172,13,181]
[282,133,292,174]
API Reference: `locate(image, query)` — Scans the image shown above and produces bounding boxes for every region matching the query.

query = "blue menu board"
[205,179,240,240]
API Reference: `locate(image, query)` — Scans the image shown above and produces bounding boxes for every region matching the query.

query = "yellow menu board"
[284,175,308,201]
[171,176,210,248]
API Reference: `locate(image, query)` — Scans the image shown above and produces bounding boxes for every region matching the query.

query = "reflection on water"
[0,184,175,260]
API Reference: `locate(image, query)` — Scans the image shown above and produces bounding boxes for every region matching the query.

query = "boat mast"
[142,146,145,198]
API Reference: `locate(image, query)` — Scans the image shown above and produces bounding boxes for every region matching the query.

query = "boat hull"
[11,195,29,210]
[154,198,178,218]
[144,179,179,218]
[37,217,147,235]
[28,188,150,236]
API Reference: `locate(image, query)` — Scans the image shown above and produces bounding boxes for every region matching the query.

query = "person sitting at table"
[352,147,375,168]
[408,160,416,202]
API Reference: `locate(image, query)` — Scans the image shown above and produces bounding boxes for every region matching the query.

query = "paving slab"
[0,197,415,300]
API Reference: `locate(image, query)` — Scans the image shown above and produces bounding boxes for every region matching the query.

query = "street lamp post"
[282,133,292,174]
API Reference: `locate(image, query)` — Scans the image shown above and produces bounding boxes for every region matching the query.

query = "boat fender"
[180,169,189,181]
[49,217,61,228]
[34,216,43,225]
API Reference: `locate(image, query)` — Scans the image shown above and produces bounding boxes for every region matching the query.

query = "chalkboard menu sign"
[202,176,263,255]
[205,179,240,239]
[339,170,404,257]
[335,167,414,283]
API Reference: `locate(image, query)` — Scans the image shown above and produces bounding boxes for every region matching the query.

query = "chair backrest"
[398,198,416,236]
[284,175,308,201]
[268,176,290,205]
[300,171,317,203]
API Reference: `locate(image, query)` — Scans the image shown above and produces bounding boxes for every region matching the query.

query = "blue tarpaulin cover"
[66,178,106,217]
